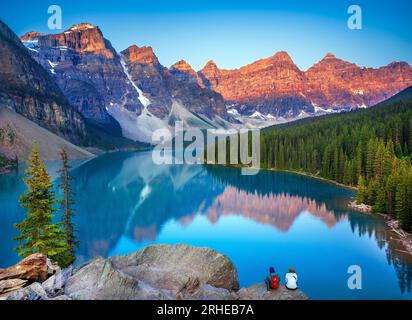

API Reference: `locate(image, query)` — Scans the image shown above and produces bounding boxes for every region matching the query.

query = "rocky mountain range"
[195,51,412,118]
[0,20,145,163]
[1,19,411,151]
[20,23,230,143]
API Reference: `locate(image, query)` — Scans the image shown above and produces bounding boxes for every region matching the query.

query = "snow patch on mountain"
[352,89,364,95]
[249,111,266,120]
[227,108,240,116]
[105,57,171,143]
[120,58,151,107]
[47,60,58,68]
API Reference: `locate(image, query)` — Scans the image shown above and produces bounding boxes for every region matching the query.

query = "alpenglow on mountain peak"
[68,23,97,31]
[16,19,412,123]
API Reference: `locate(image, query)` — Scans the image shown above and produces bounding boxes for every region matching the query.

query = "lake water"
[0,151,411,300]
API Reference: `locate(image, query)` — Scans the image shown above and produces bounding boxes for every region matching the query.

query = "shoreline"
[349,201,412,255]
[263,168,358,191]
[266,168,412,255]
[207,163,412,256]
[205,163,358,191]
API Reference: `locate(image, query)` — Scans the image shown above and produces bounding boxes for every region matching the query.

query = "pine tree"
[57,149,79,267]
[396,177,411,232]
[356,175,366,204]
[355,143,363,182]
[14,142,68,263]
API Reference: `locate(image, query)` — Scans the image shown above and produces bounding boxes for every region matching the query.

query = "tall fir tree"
[57,149,79,267]
[356,175,366,204]
[15,142,68,264]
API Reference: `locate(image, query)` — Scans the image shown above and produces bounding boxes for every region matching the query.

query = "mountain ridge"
[16,21,412,138]
[20,23,230,143]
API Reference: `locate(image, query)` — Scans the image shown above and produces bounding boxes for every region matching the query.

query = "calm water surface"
[0,151,411,299]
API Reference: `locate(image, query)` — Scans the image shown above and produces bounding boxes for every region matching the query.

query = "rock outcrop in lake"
[0,244,308,300]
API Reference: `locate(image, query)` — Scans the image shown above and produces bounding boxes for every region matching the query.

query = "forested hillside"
[260,87,412,231]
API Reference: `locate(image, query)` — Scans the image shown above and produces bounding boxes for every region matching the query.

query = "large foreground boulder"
[65,244,239,300]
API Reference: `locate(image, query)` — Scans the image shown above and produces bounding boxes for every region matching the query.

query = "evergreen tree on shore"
[57,149,79,267]
[14,143,68,263]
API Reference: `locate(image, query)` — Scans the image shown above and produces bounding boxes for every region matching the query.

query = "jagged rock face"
[123,46,228,120]
[197,52,412,117]
[199,52,311,117]
[37,23,115,59]
[305,54,412,108]
[121,45,171,118]
[170,60,205,86]
[21,24,143,127]
[0,20,87,144]
[20,31,43,42]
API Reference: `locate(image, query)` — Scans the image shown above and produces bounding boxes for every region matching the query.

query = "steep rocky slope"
[0,20,87,145]
[20,23,142,129]
[0,107,93,161]
[122,45,228,118]
[21,25,230,143]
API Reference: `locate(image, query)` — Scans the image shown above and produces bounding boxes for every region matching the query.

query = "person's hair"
[269,266,275,274]
[289,267,295,273]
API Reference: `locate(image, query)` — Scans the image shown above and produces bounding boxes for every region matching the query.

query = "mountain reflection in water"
[0,151,411,298]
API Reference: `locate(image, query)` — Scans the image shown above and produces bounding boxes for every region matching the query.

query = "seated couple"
[265,267,298,291]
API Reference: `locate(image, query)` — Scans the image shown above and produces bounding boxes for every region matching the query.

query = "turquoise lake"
[0,151,411,300]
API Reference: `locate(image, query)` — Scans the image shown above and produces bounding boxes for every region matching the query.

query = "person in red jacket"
[265,266,280,291]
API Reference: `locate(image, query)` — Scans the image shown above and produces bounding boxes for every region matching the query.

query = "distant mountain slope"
[192,52,412,118]
[263,85,412,132]
[20,23,142,127]
[0,20,87,145]
[0,107,93,161]
[20,24,230,143]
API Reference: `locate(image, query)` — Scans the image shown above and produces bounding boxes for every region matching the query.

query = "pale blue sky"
[1,0,411,70]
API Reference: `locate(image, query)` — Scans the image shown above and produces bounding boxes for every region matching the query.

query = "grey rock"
[6,282,48,300]
[47,295,72,301]
[42,266,73,297]
[110,244,239,291]
[65,257,139,300]
[46,258,61,277]
[237,284,308,300]
[65,244,239,300]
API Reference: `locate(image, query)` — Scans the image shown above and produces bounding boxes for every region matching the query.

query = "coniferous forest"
[259,87,412,231]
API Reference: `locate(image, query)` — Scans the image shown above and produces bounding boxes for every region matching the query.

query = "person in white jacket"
[285,267,298,290]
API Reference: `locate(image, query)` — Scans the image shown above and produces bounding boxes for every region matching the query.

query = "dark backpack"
[270,275,280,289]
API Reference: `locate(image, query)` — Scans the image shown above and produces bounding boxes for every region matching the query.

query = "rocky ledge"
[0,244,308,300]
[349,201,412,255]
